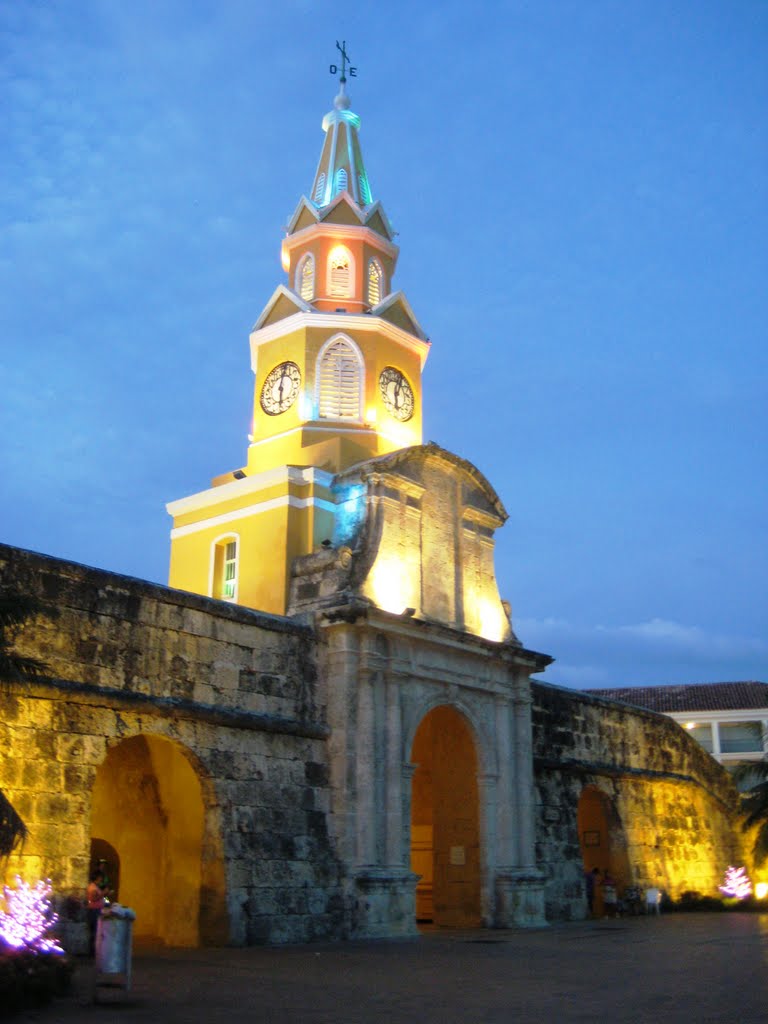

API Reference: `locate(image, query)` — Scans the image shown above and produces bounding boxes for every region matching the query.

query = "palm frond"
[741,783,768,830]
[0,789,28,858]
[752,821,768,868]
[0,651,48,683]
[732,759,768,787]
[0,594,42,632]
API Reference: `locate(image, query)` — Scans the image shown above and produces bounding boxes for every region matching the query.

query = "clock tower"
[167,75,430,614]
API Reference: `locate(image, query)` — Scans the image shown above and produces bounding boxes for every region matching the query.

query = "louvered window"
[335,168,348,194]
[298,254,314,300]
[358,173,370,204]
[314,173,326,204]
[367,259,382,306]
[318,339,362,419]
[223,541,237,599]
[212,536,238,602]
[329,247,351,297]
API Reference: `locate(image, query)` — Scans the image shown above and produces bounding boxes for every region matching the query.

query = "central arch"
[90,734,226,947]
[410,705,481,927]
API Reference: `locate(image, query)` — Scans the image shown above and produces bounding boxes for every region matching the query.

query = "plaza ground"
[24,914,768,1024]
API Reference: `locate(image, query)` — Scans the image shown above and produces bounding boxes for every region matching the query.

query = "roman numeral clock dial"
[260,361,301,415]
[379,367,414,422]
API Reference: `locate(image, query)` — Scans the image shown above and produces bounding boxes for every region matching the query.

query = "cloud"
[517,615,768,689]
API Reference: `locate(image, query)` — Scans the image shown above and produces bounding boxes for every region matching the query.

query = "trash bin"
[94,904,136,1000]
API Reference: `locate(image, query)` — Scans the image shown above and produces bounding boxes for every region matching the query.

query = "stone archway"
[577,785,631,915]
[90,734,223,947]
[410,705,481,928]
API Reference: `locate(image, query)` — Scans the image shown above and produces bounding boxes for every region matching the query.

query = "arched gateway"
[411,706,481,927]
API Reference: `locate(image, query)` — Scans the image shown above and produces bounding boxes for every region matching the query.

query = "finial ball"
[334,90,351,110]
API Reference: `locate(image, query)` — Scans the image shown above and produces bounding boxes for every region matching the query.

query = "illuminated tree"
[0,877,63,954]
[718,865,752,900]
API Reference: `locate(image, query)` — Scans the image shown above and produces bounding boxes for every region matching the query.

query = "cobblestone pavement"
[20,914,768,1024]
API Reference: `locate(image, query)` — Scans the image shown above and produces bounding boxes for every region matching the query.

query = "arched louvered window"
[297,254,315,301]
[329,245,352,298]
[367,259,382,307]
[314,173,326,204]
[335,168,348,194]
[317,337,363,420]
[358,173,370,205]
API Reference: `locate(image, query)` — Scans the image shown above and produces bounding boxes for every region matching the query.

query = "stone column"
[323,623,360,869]
[350,630,418,939]
[493,695,515,865]
[494,668,547,928]
[477,769,499,927]
[355,653,377,868]
[384,672,404,866]
[512,687,536,869]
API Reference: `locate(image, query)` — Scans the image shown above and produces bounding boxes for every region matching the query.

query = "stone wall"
[0,542,747,944]
[531,680,741,920]
[0,543,345,945]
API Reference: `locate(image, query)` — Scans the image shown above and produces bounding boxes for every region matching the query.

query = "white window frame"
[327,245,355,299]
[209,533,239,602]
[296,253,315,300]
[315,333,365,421]
[314,173,326,204]
[335,167,348,195]
[367,257,383,307]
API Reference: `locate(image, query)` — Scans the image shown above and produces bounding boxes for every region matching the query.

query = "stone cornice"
[8,676,329,740]
[532,755,734,813]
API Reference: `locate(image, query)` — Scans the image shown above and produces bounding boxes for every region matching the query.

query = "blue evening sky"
[2,2,766,689]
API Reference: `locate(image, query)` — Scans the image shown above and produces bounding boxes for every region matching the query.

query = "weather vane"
[330,40,357,83]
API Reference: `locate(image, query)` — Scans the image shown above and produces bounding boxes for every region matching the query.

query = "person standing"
[585,867,600,916]
[601,870,619,918]
[86,868,107,957]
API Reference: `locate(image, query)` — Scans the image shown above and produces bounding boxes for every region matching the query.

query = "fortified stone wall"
[531,681,740,920]
[0,543,344,946]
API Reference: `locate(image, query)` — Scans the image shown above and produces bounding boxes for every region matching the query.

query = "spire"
[309,43,372,209]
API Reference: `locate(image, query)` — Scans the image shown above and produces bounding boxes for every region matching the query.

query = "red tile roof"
[584,681,768,713]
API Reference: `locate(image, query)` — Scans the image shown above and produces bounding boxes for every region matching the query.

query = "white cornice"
[252,284,313,333]
[283,221,399,260]
[167,465,334,518]
[249,311,431,369]
[247,422,417,451]
[370,290,428,341]
[170,493,337,539]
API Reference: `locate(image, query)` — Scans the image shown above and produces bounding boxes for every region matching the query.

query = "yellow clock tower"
[167,74,430,614]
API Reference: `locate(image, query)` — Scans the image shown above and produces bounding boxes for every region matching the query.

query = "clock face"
[260,361,301,415]
[379,367,414,422]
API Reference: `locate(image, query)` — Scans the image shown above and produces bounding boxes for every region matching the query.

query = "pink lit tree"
[0,877,63,954]
[718,865,752,900]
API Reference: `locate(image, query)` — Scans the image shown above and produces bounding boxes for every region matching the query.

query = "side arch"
[90,733,227,947]
[577,783,632,915]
